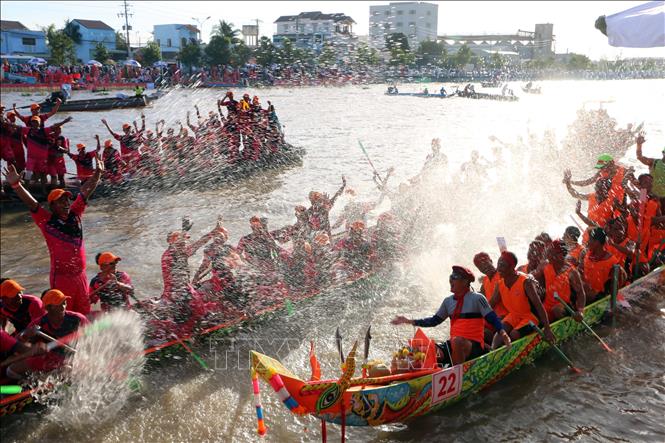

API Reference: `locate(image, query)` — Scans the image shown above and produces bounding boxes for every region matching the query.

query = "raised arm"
[50,116,73,129]
[329,176,347,206]
[95,134,101,152]
[191,251,212,285]
[186,111,197,132]
[79,152,105,200]
[101,118,116,136]
[140,113,146,133]
[564,172,590,200]
[45,98,62,119]
[635,134,654,168]
[11,104,25,120]
[194,104,201,120]
[2,164,39,212]
[570,170,600,187]
[575,200,598,228]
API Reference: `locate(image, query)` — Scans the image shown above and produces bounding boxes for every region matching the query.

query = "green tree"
[92,42,109,62]
[567,53,591,70]
[179,41,201,72]
[116,31,128,51]
[278,38,296,65]
[44,24,76,65]
[354,42,380,66]
[416,40,446,66]
[211,20,240,44]
[452,44,472,67]
[141,41,161,66]
[204,35,232,65]
[489,52,505,69]
[318,42,338,67]
[230,41,252,66]
[254,36,277,66]
[63,20,82,44]
[385,32,410,51]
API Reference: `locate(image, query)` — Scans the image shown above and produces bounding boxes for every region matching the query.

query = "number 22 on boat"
[431,364,462,405]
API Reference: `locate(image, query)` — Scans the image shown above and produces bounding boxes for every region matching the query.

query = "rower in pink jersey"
[2,155,104,316]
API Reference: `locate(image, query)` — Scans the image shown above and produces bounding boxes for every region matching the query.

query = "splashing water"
[45,310,146,428]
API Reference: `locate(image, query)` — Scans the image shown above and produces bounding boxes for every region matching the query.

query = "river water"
[1,80,664,442]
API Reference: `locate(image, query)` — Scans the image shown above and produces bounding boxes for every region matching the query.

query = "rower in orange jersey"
[517,240,547,279]
[532,240,586,322]
[578,227,627,303]
[474,252,508,343]
[565,173,613,236]
[562,226,583,266]
[489,251,555,346]
[605,218,635,271]
[565,153,630,206]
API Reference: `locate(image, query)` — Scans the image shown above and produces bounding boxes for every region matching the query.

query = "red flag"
[309,341,321,381]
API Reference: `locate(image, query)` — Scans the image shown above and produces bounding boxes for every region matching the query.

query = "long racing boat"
[249,267,663,432]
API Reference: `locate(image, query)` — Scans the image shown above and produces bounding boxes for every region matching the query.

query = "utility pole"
[118,0,133,59]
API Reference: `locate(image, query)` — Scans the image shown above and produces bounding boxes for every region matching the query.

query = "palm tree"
[211,20,240,44]
[63,19,82,45]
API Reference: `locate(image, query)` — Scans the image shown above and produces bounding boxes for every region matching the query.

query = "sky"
[1,1,664,60]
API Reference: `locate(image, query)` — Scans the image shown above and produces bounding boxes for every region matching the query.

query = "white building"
[369,2,438,50]
[273,11,356,53]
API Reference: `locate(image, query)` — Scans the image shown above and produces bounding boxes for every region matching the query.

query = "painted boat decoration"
[250,267,663,430]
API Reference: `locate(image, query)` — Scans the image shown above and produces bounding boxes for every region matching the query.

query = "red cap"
[451,265,475,282]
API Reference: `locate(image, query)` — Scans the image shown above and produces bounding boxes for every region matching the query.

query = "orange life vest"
[481,273,506,317]
[567,244,584,263]
[450,297,486,345]
[543,263,572,314]
[588,193,613,227]
[608,166,626,203]
[606,236,630,267]
[498,273,538,329]
[583,252,619,294]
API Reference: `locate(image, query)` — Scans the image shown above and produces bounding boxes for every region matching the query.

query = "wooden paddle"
[529,321,582,374]
[554,293,614,353]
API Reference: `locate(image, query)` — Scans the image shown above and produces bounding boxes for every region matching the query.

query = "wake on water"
[34,310,146,428]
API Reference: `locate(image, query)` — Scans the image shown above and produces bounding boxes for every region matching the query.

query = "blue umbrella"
[153,61,168,67]
[86,59,103,67]
[123,59,142,68]
[28,57,47,65]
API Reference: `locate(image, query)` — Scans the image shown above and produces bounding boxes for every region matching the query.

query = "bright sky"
[1,1,664,59]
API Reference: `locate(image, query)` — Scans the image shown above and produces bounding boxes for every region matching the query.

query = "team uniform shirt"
[89,271,134,311]
[68,150,96,179]
[22,126,53,174]
[0,294,45,334]
[161,247,192,301]
[24,311,89,372]
[18,112,51,127]
[30,194,86,276]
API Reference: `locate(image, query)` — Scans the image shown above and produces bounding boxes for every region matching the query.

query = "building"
[0,20,48,57]
[369,2,438,50]
[438,24,555,61]
[273,11,356,53]
[71,19,117,62]
[153,24,199,61]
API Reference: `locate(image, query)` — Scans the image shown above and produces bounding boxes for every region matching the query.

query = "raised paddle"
[335,327,344,364]
[171,334,211,371]
[529,321,582,374]
[358,141,384,186]
[554,293,614,353]
[362,326,372,378]
[34,328,78,353]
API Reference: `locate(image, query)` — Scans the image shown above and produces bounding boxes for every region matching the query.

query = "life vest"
[608,166,626,202]
[542,264,572,314]
[481,273,507,317]
[566,244,584,263]
[498,273,538,329]
[449,292,485,345]
[606,236,630,268]
[583,253,619,294]
[588,193,613,227]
